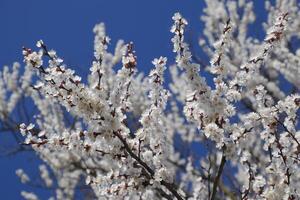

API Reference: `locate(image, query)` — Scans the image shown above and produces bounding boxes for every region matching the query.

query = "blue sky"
[0,0,269,199]
[0,0,208,76]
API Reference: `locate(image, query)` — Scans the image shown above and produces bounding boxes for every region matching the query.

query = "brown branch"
[210,151,226,200]
[112,130,184,200]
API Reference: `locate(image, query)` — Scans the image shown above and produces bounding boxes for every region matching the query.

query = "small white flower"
[204,123,223,138]
[142,150,153,162]
[253,175,266,193]
[36,40,44,48]
[27,123,35,131]
[21,191,39,200]
[16,169,30,183]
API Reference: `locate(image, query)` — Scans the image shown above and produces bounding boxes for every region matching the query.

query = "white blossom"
[21,191,39,200]
[16,169,30,184]
[0,2,298,200]
[39,165,53,187]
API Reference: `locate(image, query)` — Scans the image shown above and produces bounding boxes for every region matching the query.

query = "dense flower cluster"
[0,0,299,199]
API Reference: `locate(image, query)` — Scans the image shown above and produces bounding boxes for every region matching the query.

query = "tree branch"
[210,151,226,200]
[113,130,184,200]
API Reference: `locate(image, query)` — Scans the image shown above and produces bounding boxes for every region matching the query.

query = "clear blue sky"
[0,0,268,199]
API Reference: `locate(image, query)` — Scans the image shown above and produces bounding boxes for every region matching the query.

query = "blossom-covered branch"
[0,1,299,199]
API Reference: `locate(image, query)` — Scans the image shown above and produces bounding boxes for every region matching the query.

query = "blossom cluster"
[0,0,299,199]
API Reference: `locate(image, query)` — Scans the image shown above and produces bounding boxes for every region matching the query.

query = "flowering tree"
[1,0,300,199]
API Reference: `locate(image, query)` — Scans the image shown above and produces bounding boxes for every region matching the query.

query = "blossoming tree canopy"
[0,0,299,199]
